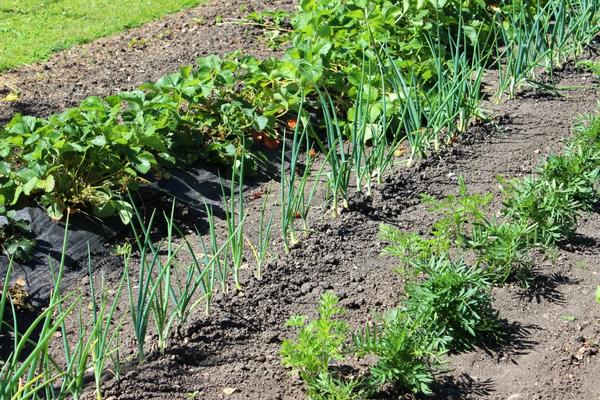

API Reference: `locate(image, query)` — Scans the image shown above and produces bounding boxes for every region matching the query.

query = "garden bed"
[1,1,600,399]
[52,63,599,400]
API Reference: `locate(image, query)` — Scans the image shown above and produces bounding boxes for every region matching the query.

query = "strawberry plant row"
[0,0,598,261]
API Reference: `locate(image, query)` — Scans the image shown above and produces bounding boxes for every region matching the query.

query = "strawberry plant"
[0,207,34,261]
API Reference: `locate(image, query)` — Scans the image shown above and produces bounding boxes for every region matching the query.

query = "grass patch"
[0,0,203,71]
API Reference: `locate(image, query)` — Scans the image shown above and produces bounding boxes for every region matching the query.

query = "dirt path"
[89,66,600,400]
[0,0,294,125]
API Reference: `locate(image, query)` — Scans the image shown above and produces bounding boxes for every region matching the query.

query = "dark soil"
[0,0,294,125]
[1,1,600,399]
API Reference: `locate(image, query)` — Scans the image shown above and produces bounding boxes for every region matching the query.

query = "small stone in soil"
[300,282,314,293]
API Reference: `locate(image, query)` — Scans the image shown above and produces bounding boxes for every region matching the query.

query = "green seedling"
[501,175,582,245]
[221,155,246,291]
[537,151,600,211]
[280,104,324,251]
[495,0,600,98]
[281,293,349,397]
[379,224,450,271]
[467,218,538,286]
[317,89,352,217]
[248,186,276,279]
[87,248,126,400]
[193,202,245,314]
[577,60,600,76]
[560,314,577,322]
[0,219,79,399]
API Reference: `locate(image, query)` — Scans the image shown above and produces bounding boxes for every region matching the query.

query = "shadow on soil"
[429,374,495,400]
[518,271,579,305]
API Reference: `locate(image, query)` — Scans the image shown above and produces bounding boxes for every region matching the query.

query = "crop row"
[1,0,599,259]
[3,108,598,400]
[1,0,600,398]
[280,112,600,398]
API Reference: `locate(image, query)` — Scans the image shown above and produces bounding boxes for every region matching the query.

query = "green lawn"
[0,0,202,72]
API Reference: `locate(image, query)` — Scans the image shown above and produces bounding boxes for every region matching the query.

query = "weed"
[560,314,577,322]
[192,16,205,25]
[596,286,600,304]
[127,37,147,49]
[577,60,600,76]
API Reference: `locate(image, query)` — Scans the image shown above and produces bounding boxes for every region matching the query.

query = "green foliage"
[577,60,600,76]
[281,293,349,383]
[467,218,538,285]
[0,0,203,72]
[125,199,219,362]
[501,175,582,244]
[243,10,292,50]
[0,222,80,399]
[291,0,492,90]
[379,224,450,269]
[572,112,600,149]
[495,0,600,98]
[1,0,597,237]
[422,177,493,242]
[0,208,35,261]
[353,309,448,395]
[310,374,365,400]
[596,285,600,304]
[222,156,246,290]
[404,257,500,352]
[537,150,600,211]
